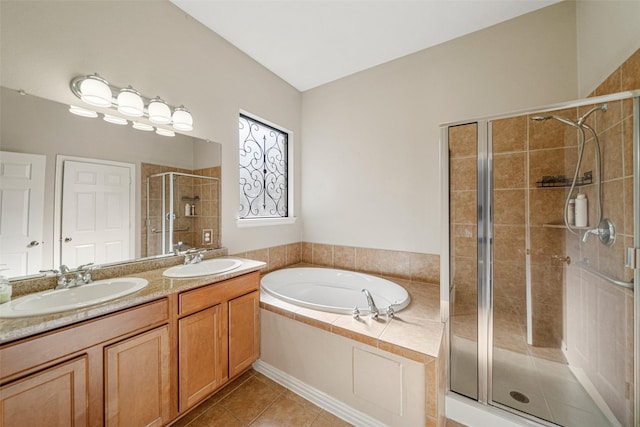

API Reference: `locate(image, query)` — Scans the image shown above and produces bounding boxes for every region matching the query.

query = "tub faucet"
[361,289,379,320]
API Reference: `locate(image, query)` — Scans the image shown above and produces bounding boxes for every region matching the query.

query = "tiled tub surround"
[257,266,445,427]
[234,241,440,283]
[0,250,256,343]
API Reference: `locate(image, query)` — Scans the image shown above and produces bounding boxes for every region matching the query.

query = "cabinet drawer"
[179,272,259,316]
[0,298,169,381]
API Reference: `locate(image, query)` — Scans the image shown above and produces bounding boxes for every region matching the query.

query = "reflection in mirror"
[0,87,222,279]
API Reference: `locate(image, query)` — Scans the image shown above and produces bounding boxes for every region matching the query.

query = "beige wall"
[576,0,640,97]
[300,1,578,255]
[0,0,302,255]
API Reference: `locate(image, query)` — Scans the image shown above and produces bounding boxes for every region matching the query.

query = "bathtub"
[260,267,410,315]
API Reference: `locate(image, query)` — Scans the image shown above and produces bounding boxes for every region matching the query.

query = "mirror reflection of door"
[0,151,46,277]
[60,158,134,268]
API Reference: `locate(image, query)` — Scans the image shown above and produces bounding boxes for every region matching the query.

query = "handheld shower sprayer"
[530,103,608,237]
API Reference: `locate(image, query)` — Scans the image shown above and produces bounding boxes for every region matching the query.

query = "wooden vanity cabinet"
[0,356,89,426]
[177,271,260,412]
[104,326,170,427]
[228,290,260,378]
[0,298,169,427]
[0,270,261,426]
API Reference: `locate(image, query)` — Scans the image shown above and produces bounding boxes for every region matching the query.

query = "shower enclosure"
[145,172,220,257]
[443,91,639,426]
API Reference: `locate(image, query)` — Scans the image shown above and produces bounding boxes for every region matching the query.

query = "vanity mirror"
[0,87,222,280]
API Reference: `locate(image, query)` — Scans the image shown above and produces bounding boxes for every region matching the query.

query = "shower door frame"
[146,171,221,256]
[441,90,640,426]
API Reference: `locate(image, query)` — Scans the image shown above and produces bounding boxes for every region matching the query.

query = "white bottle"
[567,199,575,226]
[0,266,11,304]
[185,202,190,216]
[191,204,195,216]
[575,193,588,227]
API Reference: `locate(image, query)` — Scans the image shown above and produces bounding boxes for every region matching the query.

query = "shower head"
[531,115,552,121]
[531,114,580,128]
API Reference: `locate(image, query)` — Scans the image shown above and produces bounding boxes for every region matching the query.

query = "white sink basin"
[163,258,243,278]
[0,277,148,318]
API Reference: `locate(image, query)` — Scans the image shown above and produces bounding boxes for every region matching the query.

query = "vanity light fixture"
[78,74,112,107]
[148,98,172,124]
[70,73,194,131]
[117,87,144,117]
[172,106,193,131]
[155,128,175,137]
[69,105,99,118]
[132,121,154,132]
[103,114,128,125]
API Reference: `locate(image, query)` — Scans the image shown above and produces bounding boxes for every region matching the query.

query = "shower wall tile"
[451,190,476,225]
[623,114,634,177]
[493,152,525,189]
[602,179,625,235]
[448,124,477,158]
[528,188,565,226]
[492,116,527,154]
[451,256,476,289]
[621,47,640,92]
[528,148,571,189]
[600,123,624,182]
[593,65,622,97]
[450,157,477,191]
[529,227,565,264]
[493,226,526,263]
[493,189,525,225]
[452,224,476,259]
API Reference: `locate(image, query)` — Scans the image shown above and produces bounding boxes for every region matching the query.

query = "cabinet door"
[0,356,88,427]
[104,326,170,427]
[178,304,228,411]
[228,290,260,378]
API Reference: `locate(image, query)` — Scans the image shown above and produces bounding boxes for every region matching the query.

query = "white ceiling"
[170,0,560,92]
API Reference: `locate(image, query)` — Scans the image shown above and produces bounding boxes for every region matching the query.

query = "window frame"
[236,110,295,228]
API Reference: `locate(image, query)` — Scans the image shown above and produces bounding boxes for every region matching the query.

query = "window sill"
[236,217,297,228]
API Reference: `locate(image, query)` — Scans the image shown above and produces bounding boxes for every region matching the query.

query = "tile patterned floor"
[170,369,353,427]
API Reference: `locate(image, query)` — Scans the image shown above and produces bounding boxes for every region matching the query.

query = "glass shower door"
[447,93,639,427]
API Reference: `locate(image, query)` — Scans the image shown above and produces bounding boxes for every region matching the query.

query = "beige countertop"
[0,257,266,345]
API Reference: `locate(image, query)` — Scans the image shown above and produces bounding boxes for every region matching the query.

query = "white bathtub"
[260,267,410,315]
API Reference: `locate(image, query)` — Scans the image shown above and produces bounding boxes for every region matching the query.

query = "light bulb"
[79,75,112,107]
[117,87,144,117]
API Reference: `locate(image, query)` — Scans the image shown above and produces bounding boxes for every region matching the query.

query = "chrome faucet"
[40,265,71,289]
[361,289,379,320]
[72,263,96,287]
[184,249,206,265]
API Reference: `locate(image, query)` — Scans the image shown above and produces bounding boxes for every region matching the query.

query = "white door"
[61,160,133,267]
[0,151,46,277]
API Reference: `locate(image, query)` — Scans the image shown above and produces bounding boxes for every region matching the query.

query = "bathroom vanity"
[0,260,263,426]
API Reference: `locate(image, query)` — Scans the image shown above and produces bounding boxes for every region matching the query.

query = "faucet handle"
[386,306,395,319]
[352,306,360,320]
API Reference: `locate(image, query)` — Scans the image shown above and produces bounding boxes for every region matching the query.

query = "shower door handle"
[625,248,639,269]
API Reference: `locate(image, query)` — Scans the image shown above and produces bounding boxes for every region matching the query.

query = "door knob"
[28,240,40,247]
[64,237,73,242]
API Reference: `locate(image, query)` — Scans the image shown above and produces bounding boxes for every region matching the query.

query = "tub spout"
[361,289,379,320]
